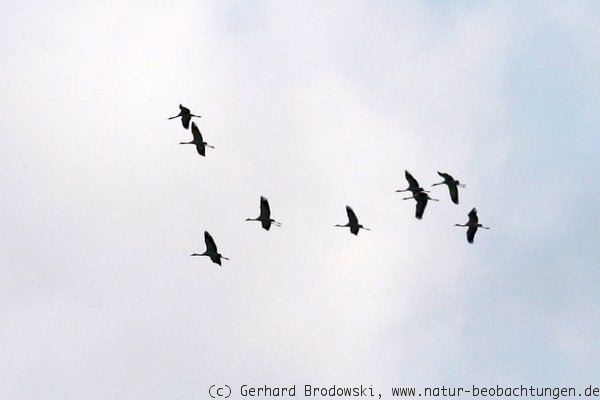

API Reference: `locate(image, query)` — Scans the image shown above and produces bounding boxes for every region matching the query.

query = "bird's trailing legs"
[271,219,282,227]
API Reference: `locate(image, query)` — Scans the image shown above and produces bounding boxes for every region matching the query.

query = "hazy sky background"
[1,1,600,398]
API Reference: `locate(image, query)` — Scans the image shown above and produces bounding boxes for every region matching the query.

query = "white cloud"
[1,1,598,398]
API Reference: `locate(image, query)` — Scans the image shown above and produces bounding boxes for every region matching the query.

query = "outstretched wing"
[260,196,271,219]
[181,113,191,129]
[467,225,477,243]
[437,171,453,181]
[195,142,206,156]
[448,182,459,204]
[191,122,203,142]
[191,122,206,155]
[405,170,420,191]
[415,196,428,219]
[204,231,218,253]
[468,208,478,224]
[346,206,358,226]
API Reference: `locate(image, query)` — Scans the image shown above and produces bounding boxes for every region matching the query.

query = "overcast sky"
[1,1,600,398]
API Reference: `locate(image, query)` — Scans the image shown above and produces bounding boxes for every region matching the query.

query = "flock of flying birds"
[168,104,491,266]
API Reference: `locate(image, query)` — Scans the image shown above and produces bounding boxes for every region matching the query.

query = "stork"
[335,205,370,235]
[396,170,429,194]
[245,196,282,230]
[179,122,214,157]
[191,231,229,265]
[432,171,465,204]
[455,208,490,243]
[402,190,439,220]
[168,104,201,129]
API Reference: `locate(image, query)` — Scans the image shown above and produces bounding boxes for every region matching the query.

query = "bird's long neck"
[179,141,194,144]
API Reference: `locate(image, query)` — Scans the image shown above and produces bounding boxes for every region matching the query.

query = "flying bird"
[432,171,465,204]
[168,104,201,129]
[455,208,490,243]
[245,196,282,230]
[191,231,229,265]
[402,190,439,220]
[396,170,429,194]
[179,122,214,156]
[335,205,370,235]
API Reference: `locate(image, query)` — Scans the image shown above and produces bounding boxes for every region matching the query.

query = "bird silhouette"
[455,208,490,243]
[335,205,370,235]
[168,104,201,129]
[396,170,429,194]
[402,190,439,219]
[432,171,465,204]
[191,231,229,265]
[179,122,214,156]
[245,196,282,230]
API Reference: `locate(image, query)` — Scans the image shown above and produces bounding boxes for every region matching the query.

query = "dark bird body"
[191,231,229,265]
[246,196,282,230]
[432,171,464,204]
[335,205,370,235]
[402,190,439,219]
[455,208,490,243]
[180,122,214,156]
[396,170,429,194]
[168,104,201,129]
